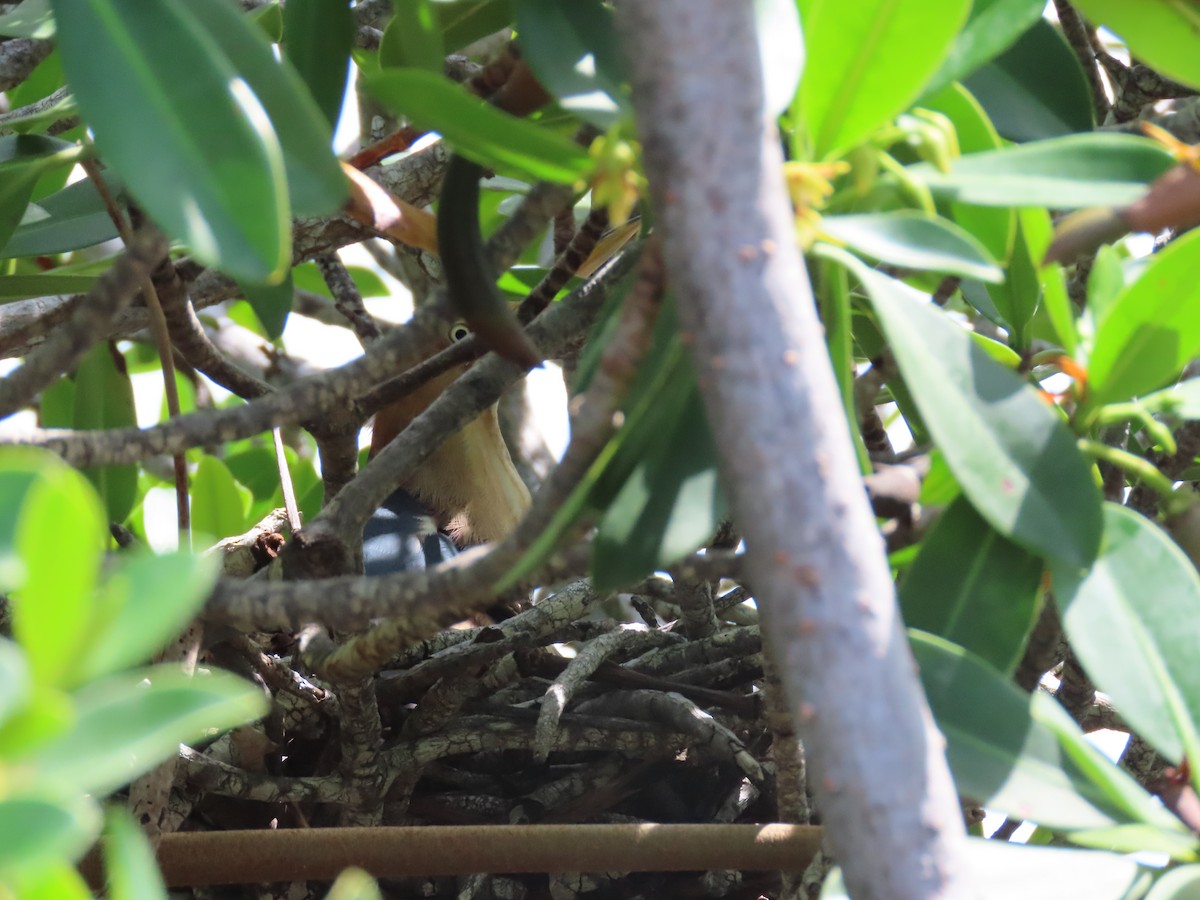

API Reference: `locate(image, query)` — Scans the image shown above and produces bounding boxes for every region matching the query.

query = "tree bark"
[614,3,972,897]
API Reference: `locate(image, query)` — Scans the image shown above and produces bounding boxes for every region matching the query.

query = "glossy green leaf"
[362,69,591,182]
[593,376,727,591]
[76,551,218,684]
[1054,504,1200,767]
[922,0,1046,99]
[30,665,268,797]
[822,211,1002,282]
[0,135,81,254]
[241,271,293,340]
[191,456,251,541]
[438,0,513,54]
[73,343,137,524]
[912,133,1176,208]
[919,83,1014,264]
[183,0,347,219]
[1072,0,1200,92]
[1,174,122,258]
[0,796,99,880]
[986,207,1053,348]
[900,496,1042,674]
[283,0,353,129]
[0,638,30,728]
[0,0,54,39]
[912,630,1190,836]
[796,0,970,158]
[13,462,106,687]
[1146,865,1200,900]
[102,807,168,900]
[53,0,290,283]
[0,274,96,300]
[515,0,629,128]
[1086,228,1200,406]
[963,19,1095,142]
[821,839,1140,900]
[381,0,444,74]
[819,245,1102,568]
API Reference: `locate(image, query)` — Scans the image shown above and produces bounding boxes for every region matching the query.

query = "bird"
[362,321,532,575]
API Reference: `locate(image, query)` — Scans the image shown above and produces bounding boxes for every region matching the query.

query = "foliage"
[2,0,1200,895]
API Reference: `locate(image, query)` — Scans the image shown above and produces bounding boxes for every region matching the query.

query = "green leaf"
[0,683,72,758]
[184,0,347,219]
[9,860,93,900]
[985,207,1054,348]
[381,0,445,74]
[0,638,30,728]
[102,807,168,900]
[328,868,383,900]
[1054,504,1200,767]
[0,135,81,253]
[73,343,137,524]
[912,630,1191,836]
[362,68,591,183]
[820,838,1141,900]
[795,0,970,158]
[821,211,1002,282]
[0,796,100,880]
[963,18,1095,142]
[30,665,268,797]
[0,273,96,300]
[241,270,293,340]
[52,0,290,283]
[283,0,353,129]
[438,0,513,54]
[900,496,1042,674]
[514,0,630,128]
[1086,227,1200,406]
[818,245,1102,568]
[592,374,727,591]
[0,0,54,39]
[1,173,122,258]
[76,551,219,683]
[754,0,804,118]
[1085,244,1126,325]
[191,456,251,541]
[1071,0,1200,92]
[13,462,106,687]
[1147,865,1200,900]
[1142,378,1200,420]
[922,0,1046,99]
[912,133,1176,208]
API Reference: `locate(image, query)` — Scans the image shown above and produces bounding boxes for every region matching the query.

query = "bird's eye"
[448,322,472,343]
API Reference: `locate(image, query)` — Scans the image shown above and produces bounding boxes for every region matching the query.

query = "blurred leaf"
[820,838,1140,900]
[963,19,1094,142]
[1072,0,1200,92]
[593,374,726,591]
[241,271,293,340]
[923,0,1046,99]
[1086,227,1200,406]
[515,0,629,127]
[912,133,1176,208]
[1,173,122,257]
[246,1,283,41]
[282,0,353,129]
[293,261,388,298]
[73,344,137,524]
[900,496,1042,674]
[30,665,268,797]
[13,461,106,687]
[328,868,383,900]
[0,134,81,254]
[0,684,72,758]
[192,456,251,541]
[0,796,99,881]
[912,630,1191,837]
[754,0,804,118]
[363,68,591,182]
[0,0,54,39]
[53,0,290,282]
[1086,244,1126,325]
[381,0,444,73]
[1142,378,1200,420]
[0,273,96,300]
[818,245,1102,569]
[822,211,1002,282]
[0,638,30,728]
[102,806,168,900]
[1055,504,1200,767]
[437,0,513,54]
[1146,865,1200,900]
[10,860,93,900]
[795,0,970,157]
[76,551,219,683]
